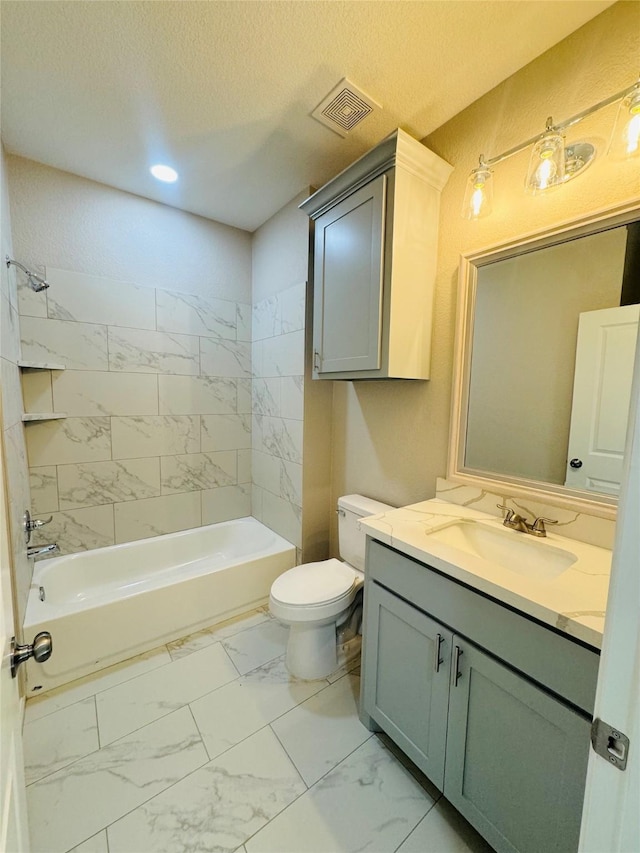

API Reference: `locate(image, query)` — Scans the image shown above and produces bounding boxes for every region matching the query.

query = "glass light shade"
[462,166,493,220]
[608,88,640,160]
[525,130,565,194]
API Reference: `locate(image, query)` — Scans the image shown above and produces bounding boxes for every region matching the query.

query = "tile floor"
[24,606,493,853]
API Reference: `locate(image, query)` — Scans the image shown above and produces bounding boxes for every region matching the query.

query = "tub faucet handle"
[28,515,53,531]
[24,509,53,545]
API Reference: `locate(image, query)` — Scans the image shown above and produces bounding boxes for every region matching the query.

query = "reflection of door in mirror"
[465,220,639,499]
[565,305,639,495]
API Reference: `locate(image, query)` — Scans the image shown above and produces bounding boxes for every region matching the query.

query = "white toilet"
[269,494,392,680]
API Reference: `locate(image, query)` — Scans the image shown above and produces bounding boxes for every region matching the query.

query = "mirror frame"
[448,199,640,521]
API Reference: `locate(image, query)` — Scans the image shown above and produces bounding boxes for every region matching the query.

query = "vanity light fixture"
[525,121,566,194]
[608,80,640,160]
[462,158,493,220]
[150,164,178,183]
[462,75,640,220]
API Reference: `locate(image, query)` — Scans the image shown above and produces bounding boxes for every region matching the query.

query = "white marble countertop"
[360,499,612,649]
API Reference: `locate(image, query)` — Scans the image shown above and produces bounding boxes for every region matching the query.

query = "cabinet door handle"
[452,645,463,687]
[434,633,444,673]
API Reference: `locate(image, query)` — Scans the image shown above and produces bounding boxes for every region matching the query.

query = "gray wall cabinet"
[300,130,452,380]
[361,539,598,853]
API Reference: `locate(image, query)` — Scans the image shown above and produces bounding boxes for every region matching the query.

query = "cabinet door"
[362,582,452,788]
[444,638,591,853]
[313,174,386,374]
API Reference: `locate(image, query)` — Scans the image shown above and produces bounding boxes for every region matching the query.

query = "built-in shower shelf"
[22,413,67,422]
[18,361,66,371]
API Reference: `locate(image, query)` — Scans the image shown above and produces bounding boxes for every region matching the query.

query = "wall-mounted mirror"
[449,203,640,516]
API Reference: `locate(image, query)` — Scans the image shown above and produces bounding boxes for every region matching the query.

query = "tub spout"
[27,543,58,559]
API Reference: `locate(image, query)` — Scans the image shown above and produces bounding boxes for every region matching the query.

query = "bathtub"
[24,517,296,694]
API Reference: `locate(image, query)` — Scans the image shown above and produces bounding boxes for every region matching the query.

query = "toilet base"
[286,622,337,680]
[285,623,362,681]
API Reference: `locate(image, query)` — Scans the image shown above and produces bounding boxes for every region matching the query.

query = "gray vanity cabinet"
[445,638,591,853]
[362,581,452,788]
[361,539,598,853]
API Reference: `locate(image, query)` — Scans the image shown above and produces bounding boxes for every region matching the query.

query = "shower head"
[5,256,49,292]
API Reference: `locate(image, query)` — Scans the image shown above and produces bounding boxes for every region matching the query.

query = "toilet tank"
[338,494,393,571]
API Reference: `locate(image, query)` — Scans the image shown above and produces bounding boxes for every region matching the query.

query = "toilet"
[269,494,392,680]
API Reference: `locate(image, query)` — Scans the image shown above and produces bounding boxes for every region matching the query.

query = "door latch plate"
[590,718,629,771]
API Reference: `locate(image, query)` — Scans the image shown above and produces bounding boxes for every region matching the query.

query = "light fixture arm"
[481,77,640,169]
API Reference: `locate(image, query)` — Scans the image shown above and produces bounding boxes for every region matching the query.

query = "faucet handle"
[28,515,53,531]
[531,516,558,536]
[497,504,515,521]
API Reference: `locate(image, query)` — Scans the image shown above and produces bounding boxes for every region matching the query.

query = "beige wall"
[467,227,627,483]
[7,156,251,301]
[330,2,640,552]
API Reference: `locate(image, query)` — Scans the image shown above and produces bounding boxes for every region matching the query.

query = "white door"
[579,318,640,852]
[0,426,30,852]
[565,304,639,495]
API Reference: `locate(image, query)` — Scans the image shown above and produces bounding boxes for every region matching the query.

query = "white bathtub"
[24,517,295,694]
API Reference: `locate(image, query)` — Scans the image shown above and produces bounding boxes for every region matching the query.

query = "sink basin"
[426,521,578,579]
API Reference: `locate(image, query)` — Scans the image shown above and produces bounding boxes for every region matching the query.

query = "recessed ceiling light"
[150,164,178,183]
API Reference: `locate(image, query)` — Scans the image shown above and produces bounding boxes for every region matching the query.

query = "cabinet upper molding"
[299,129,452,220]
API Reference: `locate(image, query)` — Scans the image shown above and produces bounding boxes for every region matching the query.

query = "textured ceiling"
[0,1,614,231]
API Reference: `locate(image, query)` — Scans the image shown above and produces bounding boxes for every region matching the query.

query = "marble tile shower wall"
[21,268,252,555]
[251,283,305,551]
[1,244,33,623]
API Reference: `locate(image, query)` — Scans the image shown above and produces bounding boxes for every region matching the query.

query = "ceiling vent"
[311,78,381,137]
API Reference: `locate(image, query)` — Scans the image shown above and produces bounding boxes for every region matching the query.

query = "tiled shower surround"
[251,282,305,550]
[22,267,252,554]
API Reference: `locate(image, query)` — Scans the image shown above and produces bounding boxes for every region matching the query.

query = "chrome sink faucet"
[497,505,557,538]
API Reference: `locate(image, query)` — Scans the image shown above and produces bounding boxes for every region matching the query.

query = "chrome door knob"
[10,631,53,678]
[569,458,583,469]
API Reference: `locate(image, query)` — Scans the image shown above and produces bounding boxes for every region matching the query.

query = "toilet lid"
[271,559,358,606]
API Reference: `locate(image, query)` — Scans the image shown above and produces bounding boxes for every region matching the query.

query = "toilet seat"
[270,559,359,607]
[269,558,363,625]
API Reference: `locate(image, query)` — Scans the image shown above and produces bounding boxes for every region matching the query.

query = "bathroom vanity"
[359,501,611,853]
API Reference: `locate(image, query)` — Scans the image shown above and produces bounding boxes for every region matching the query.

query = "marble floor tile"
[245,736,433,853]
[70,830,109,853]
[271,673,372,786]
[326,657,361,684]
[395,799,493,853]
[96,642,238,745]
[167,607,271,661]
[25,646,172,724]
[221,619,289,674]
[107,727,306,853]
[27,707,208,853]
[23,696,99,785]
[190,656,327,760]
